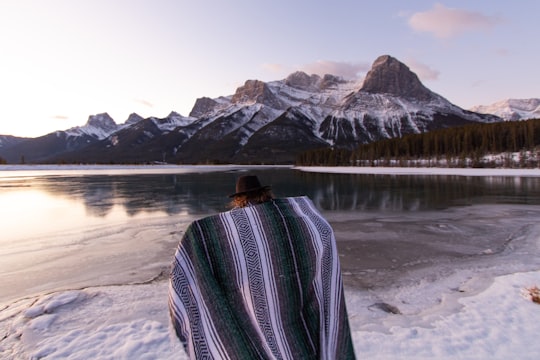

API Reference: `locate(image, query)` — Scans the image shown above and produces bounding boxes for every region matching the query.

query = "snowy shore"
[1,269,539,359]
[0,164,290,178]
[1,165,540,359]
[294,165,540,177]
[2,163,540,177]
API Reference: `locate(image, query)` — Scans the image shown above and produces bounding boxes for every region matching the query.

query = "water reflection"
[293,171,540,211]
[2,169,540,220]
[2,168,540,304]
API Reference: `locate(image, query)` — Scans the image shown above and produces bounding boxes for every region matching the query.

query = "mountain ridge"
[0,55,511,164]
[470,98,540,121]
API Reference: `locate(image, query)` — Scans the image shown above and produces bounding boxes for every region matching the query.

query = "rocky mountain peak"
[360,55,434,101]
[232,80,267,102]
[62,113,119,141]
[189,97,219,117]
[320,74,347,90]
[284,72,347,91]
[285,71,321,91]
[126,113,144,125]
[86,113,117,131]
[231,79,284,109]
[167,111,183,118]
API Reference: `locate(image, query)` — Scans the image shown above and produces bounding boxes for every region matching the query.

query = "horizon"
[1,1,538,137]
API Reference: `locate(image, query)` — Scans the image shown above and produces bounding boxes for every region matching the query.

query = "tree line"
[296,118,540,168]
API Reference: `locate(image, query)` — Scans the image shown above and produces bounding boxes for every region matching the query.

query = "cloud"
[408,3,503,39]
[52,115,69,120]
[406,59,440,81]
[134,98,154,108]
[494,48,509,56]
[300,60,370,79]
[261,63,289,74]
[263,60,370,80]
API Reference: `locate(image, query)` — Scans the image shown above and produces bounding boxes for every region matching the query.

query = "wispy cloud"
[52,115,69,120]
[406,59,440,81]
[262,60,370,80]
[408,3,503,39]
[300,60,370,79]
[261,63,289,74]
[134,98,154,108]
[494,48,509,56]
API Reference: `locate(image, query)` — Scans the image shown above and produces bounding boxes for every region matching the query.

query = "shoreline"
[0,164,292,177]
[294,165,540,177]
[1,163,540,178]
[2,264,539,359]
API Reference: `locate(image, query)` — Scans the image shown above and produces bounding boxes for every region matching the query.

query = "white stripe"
[246,205,293,359]
[220,213,252,300]
[296,197,344,359]
[168,282,194,356]
[174,247,231,359]
[291,197,340,359]
[219,211,275,357]
[309,199,343,358]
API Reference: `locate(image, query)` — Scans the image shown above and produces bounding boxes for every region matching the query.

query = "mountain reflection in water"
[15,168,540,218]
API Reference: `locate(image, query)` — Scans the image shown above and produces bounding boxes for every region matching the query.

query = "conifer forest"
[296,118,540,168]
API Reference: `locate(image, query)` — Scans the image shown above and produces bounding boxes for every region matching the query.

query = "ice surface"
[0,164,290,177]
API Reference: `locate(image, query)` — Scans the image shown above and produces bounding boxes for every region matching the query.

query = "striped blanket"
[168,196,355,359]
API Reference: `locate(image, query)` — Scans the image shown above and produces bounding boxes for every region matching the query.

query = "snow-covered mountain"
[149,111,197,132]
[470,98,540,121]
[0,55,503,164]
[65,113,119,140]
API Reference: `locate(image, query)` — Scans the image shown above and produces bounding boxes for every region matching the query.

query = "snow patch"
[1,271,539,359]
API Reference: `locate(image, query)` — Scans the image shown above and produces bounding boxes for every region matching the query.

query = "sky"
[0,0,538,138]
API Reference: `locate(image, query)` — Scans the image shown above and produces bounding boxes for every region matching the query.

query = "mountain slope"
[320,55,499,147]
[0,113,122,163]
[0,135,27,150]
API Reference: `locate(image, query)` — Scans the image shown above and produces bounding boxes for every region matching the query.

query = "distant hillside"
[0,135,27,149]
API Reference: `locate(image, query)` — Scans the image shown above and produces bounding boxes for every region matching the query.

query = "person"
[168,175,356,359]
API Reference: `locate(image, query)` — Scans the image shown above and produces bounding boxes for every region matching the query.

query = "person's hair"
[230,188,274,208]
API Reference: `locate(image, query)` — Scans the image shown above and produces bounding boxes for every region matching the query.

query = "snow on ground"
[2,164,539,178]
[350,270,540,359]
[0,164,291,178]
[1,271,539,359]
[0,283,183,360]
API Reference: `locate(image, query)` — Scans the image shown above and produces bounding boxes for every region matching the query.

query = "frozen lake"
[1,165,540,306]
[2,165,540,359]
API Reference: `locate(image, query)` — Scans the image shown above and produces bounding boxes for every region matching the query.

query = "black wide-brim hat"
[229,175,271,198]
